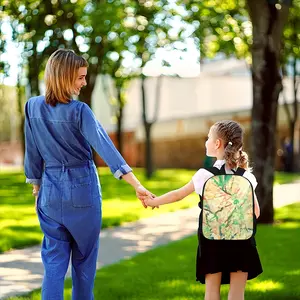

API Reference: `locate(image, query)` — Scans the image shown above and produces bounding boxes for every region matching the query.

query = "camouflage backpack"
[201,165,255,240]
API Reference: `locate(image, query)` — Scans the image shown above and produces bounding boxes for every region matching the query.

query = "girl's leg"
[205,272,222,300]
[228,271,248,300]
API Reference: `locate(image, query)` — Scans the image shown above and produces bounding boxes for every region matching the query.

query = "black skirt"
[196,234,263,284]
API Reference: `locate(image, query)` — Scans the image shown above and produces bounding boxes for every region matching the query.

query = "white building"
[92,58,297,141]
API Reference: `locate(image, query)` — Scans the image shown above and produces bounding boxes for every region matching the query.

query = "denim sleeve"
[24,101,44,185]
[79,103,132,179]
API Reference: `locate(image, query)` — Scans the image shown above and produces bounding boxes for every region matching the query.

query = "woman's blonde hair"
[212,120,250,170]
[45,49,88,106]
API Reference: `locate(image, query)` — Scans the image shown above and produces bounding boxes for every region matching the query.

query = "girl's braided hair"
[212,120,249,170]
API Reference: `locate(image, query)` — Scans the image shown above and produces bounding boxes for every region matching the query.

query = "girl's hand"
[144,195,159,208]
[135,185,156,208]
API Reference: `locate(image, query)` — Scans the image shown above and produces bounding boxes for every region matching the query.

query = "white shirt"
[192,159,258,196]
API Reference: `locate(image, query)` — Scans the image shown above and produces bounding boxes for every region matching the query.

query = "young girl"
[144,120,263,300]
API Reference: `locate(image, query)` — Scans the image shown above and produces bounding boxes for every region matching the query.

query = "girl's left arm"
[145,181,195,207]
[254,193,260,219]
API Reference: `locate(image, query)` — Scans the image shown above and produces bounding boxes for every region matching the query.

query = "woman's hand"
[120,172,159,209]
[135,185,158,209]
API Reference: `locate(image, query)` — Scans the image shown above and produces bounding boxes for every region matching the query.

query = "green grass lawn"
[274,171,300,185]
[0,168,198,253]
[7,203,300,300]
[1,168,300,253]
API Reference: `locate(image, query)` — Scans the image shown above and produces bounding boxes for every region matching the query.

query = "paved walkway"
[0,182,299,299]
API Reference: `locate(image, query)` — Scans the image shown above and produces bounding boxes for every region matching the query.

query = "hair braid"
[212,120,249,170]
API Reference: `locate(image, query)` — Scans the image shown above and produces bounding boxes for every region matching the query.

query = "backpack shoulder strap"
[204,164,227,175]
[219,164,226,174]
[234,167,246,176]
[204,167,221,176]
[217,164,246,176]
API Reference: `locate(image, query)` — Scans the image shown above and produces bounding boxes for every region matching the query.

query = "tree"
[2,0,88,163]
[180,0,292,223]
[182,1,251,62]
[3,0,86,96]
[100,19,141,155]
[129,0,176,178]
[281,0,300,172]
[0,11,10,86]
[101,0,174,164]
[247,0,291,223]
[77,0,132,106]
[96,0,180,175]
[101,62,135,155]
[16,64,26,164]
[3,0,135,107]
[3,0,174,170]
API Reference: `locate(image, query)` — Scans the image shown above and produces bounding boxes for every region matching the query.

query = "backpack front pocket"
[71,181,93,208]
[202,175,254,240]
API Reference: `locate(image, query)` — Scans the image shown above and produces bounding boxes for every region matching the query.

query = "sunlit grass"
[0,167,196,253]
[274,171,300,185]
[8,203,300,300]
[247,280,283,292]
[275,201,300,223]
[1,168,299,253]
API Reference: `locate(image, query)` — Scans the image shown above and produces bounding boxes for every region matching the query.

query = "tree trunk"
[141,75,154,179]
[291,56,299,171]
[17,83,25,165]
[247,0,290,223]
[116,86,124,155]
[282,56,299,172]
[145,122,153,179]
[79,43,105,107]
[79,72,97,107]
[289,120,296,172]
[27,52,40,96]
[297,119,300,171]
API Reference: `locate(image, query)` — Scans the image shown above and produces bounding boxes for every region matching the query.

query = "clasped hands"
[33,184,158,209]
[135,185,158,209]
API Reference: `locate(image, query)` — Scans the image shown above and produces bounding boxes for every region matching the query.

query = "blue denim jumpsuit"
[24,96,132,300]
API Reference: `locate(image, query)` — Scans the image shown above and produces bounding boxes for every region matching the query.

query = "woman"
[24,48,153,299]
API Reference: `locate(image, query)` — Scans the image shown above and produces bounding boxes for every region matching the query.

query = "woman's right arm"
[78,103,153,206]
[79,103,132,180]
